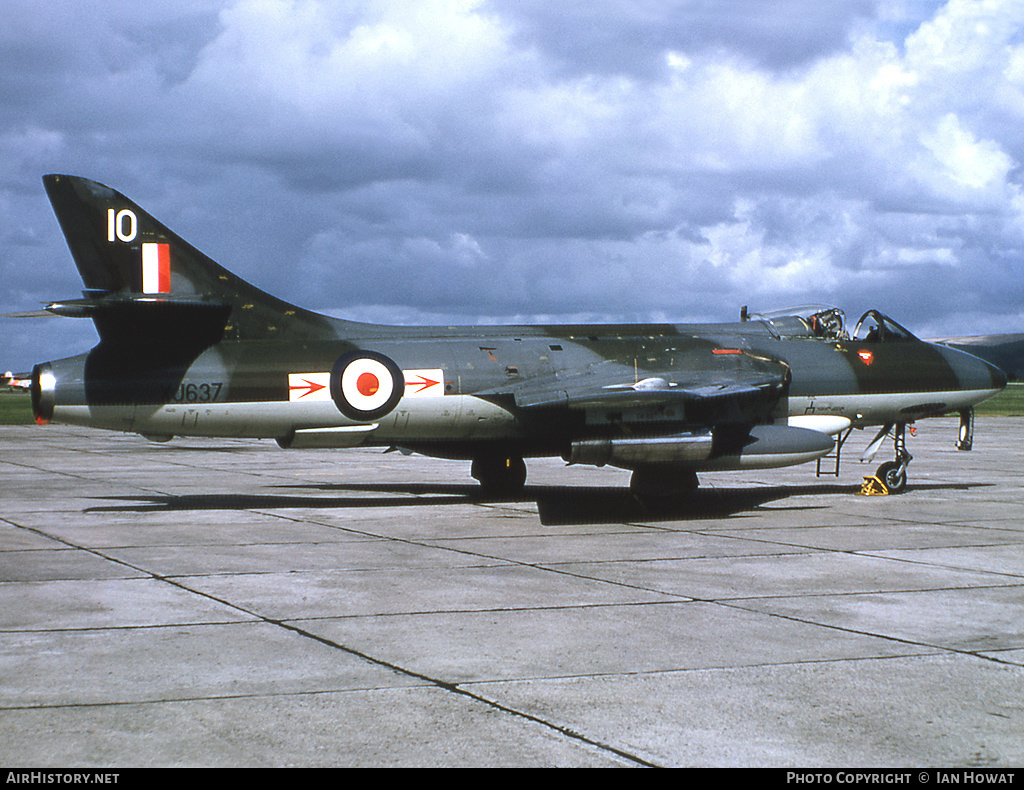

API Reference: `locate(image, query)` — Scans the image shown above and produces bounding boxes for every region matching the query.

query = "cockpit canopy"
[850,310,919,343]
[746,305,919,343]
[747,305,847,340]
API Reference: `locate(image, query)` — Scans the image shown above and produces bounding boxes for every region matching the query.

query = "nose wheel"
[874,422,912,494]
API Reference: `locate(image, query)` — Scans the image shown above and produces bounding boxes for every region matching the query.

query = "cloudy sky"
[2,0,1023,371]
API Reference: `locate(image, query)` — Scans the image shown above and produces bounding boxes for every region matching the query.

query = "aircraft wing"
[1,309,56,318]
[481,352,790,418]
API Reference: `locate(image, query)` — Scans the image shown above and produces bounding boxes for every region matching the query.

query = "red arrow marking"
[290,379,326,398]
[406,375,440,394]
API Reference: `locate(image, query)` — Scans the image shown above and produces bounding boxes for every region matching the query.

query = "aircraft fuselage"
[35,318,1003,456]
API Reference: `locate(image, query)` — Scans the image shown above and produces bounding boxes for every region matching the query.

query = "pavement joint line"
[247,511,713,599]
[0,458,114,484]
[0,683,439,713]
[250,507,874,570]
[451,650,952,687]
[0,515,660,768]
[707,581,1024,600]
[243,508,709,580]
[12,511,1024,675]
[0,620,258,634]
[158,571,662,768]
[268,616,662,768]
[616,521,1024,562]
[716,599,1024,669]
[270,599,702,621]
[849,551,1024,579]
[6,422,1024,764]
[11,498,1024,617]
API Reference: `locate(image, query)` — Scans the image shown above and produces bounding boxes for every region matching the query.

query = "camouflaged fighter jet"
[18,175,1008,495]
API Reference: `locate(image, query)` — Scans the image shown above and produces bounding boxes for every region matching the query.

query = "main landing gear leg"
[875,422,912,494]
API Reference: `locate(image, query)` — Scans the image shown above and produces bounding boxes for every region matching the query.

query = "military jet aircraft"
[15,175,1007,495]
[2,372,30,390]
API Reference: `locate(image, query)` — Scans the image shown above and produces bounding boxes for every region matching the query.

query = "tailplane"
[42,174,335,342]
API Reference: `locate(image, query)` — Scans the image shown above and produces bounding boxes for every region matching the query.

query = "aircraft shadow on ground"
[81,480,984,525]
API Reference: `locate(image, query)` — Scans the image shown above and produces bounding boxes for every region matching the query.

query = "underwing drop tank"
[568,424,834,471]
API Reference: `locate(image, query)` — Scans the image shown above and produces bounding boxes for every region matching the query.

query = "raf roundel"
[330,351,404,421]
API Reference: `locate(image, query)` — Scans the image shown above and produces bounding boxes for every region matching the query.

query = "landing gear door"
[957,408,974,451]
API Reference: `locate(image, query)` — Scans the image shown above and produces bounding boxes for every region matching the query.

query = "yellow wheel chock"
[859,475,889,496]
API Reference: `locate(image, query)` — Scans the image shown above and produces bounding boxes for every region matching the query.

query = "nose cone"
[938,344,1008,394]
[989,359,1009,390]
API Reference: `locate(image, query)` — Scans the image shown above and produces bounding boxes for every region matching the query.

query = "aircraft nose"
[946,346,1007,393]
[990,360,1009,390]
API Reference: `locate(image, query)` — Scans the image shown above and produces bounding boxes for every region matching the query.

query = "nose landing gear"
[867,422,912,494]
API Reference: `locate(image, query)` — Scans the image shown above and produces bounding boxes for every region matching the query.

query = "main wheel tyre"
[471,454,527,496]
[629,466,699,496]
[875,460,907,494]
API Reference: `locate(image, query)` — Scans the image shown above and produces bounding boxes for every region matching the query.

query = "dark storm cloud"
[2,0,1024,373]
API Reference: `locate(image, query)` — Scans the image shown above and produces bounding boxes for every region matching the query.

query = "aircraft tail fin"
[42,174,334,342]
